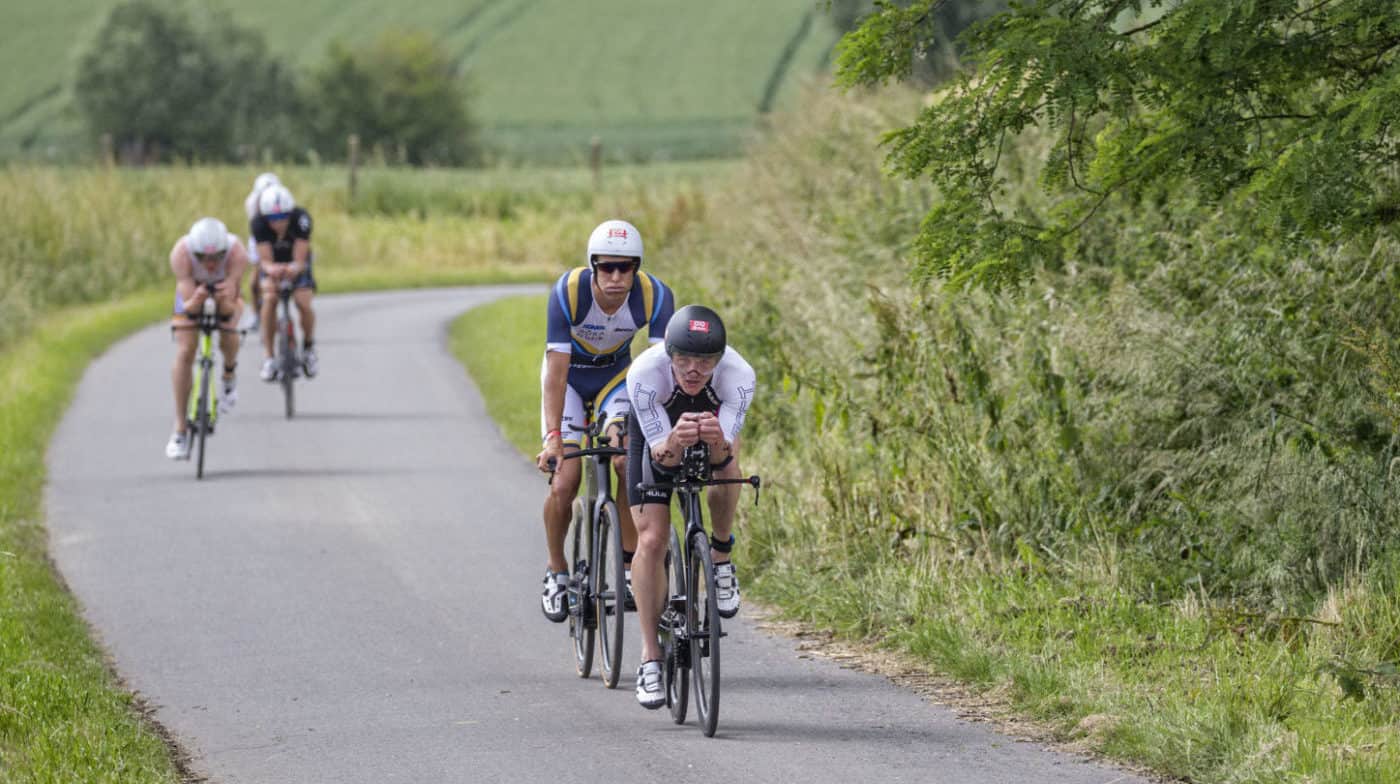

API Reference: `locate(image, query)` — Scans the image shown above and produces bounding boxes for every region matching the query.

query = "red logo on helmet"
[607,228,628,239]
[689,320,710,333]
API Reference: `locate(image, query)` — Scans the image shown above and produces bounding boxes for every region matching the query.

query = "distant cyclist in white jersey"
[166,218,250,459]
[625,305,756,708]
[535,219,675,622]
[243,171,279,324]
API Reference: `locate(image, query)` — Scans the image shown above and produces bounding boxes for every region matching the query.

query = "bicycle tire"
[665,525,689,724]
[194,360,211,479]
[595,501,626,689]
[689,528,722,736]
[278,316,296,419]
[565,499,594,678]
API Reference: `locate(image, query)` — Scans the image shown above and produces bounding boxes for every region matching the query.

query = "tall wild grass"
[0,162,724,348]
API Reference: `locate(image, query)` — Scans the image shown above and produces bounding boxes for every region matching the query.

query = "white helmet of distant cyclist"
[258,184,296,217]
[252,171,280,193]
[186,217,231,258]
[585,219,643,267]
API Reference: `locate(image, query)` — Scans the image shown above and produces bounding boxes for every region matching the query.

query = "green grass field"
[0,0,838,162]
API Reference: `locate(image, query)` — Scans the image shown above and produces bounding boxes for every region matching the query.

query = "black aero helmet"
[665,305,726,358]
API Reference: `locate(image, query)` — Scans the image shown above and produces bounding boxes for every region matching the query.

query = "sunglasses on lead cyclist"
[265,211,291,222]
[593,260,638,275]
[193,250,227,263]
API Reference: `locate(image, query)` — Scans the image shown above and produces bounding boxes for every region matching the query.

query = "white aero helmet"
[252,171,280,192]
[258,184,296,217]
[586,219,643,266]
[186,217,231,258]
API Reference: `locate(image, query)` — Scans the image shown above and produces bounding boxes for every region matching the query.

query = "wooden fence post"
[348,134,360,202]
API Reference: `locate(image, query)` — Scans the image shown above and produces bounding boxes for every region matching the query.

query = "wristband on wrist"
[545,429,562,440]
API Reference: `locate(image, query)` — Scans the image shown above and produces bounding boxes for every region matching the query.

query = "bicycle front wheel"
[595,501,626,689]
[689,529,721,736]
[194,361,212,479]
[564,498,594,678]
[665,525,689,724]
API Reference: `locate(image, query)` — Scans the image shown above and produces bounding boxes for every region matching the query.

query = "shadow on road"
[236,411,457,422]
[182,466,425,481]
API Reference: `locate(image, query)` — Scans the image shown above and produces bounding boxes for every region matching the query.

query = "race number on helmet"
[186,217,231,256]
[586,219,644,266]
[665,305,726,357]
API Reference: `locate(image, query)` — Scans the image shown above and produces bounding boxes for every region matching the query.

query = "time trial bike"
[552,412,630,687]
[639,442,760,737]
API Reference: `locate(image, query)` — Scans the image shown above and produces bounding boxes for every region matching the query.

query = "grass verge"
[0,289,181,784]
[448,295,546,456]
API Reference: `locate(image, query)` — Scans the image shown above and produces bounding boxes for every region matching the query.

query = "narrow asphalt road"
[47,287,1149,783]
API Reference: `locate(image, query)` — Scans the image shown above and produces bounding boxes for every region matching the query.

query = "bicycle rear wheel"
[595,501,626,689]
[565,499,594,678]
[194,361,212,479]
[277,316,296,419]
[664,525,689,724]
[689,529,722,736]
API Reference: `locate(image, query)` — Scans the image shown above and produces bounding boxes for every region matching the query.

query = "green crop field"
[0,0,838,162]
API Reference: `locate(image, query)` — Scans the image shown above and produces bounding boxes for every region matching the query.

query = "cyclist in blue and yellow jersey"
[534,219,675,622]
[166,218,250,459]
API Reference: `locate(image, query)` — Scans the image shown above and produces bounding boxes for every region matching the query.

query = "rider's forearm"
[653,433,684,467]
[707,438,733,465]
[540,353,569,433]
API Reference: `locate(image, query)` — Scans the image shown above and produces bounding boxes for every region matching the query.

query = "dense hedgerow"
[670,85,1400,611]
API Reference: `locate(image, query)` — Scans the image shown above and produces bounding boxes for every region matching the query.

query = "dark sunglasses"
[194,250,226,263]
[265,212,291,222]
[594,260,637,275]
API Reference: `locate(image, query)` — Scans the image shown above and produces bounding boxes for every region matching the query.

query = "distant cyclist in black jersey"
[625,305,756,708]
[251,184,319,381]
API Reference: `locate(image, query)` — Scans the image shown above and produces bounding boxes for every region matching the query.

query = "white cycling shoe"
[302,347,319,378]
[540,569,569,623]
[219,376,238,414]
[165,432,190,460]
[259,357,278,382]
[714,561,740,619]
[636,660,665,710]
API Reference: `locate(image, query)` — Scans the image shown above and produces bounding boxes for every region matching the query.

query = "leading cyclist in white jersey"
[166,218,249,459]
[625,305,756,708]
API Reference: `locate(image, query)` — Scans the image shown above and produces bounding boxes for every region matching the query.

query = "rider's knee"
[547,476,580,505]
[634,513,668,553]
[173,340,197,365]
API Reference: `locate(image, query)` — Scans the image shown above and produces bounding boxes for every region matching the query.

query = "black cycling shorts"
[627,412,677,508]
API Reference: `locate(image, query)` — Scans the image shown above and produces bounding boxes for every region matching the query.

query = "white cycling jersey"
[626,342,756,454]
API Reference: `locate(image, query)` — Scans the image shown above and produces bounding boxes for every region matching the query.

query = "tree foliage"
[74,1,226,161]
[835,0,1400,288]
[73,1,303,162]
[309,30,480,166]
[826,0,1008,84]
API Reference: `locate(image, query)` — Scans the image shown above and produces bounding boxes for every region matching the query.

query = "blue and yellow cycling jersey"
[545,266,674,367]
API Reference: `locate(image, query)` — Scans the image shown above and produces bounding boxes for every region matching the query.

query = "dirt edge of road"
[747,603,1178,784]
